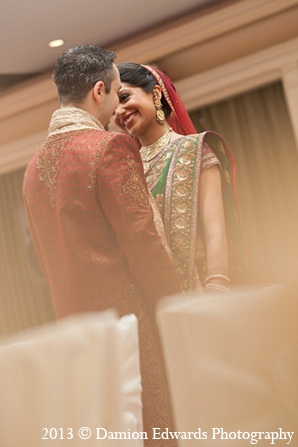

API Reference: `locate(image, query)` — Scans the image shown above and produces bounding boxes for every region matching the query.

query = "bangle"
[205,274,230,284]
[205,283,231,294]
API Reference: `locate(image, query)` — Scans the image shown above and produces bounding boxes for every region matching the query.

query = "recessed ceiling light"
[48,39,64,48]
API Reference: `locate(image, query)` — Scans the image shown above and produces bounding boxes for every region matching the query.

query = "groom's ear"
[93,80,105,103]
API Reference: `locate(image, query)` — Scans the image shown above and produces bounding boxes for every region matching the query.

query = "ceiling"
[1,0,226,91]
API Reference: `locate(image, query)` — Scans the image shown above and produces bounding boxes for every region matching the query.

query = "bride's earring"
[153,89,165,125]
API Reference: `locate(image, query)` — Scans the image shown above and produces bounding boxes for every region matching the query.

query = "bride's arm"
[199,164,230,292]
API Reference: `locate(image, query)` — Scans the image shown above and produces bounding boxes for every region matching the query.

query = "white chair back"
[157,285,298,446]
[0,310,143,447]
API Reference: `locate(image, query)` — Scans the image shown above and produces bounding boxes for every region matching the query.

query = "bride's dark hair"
[117,62,172,119]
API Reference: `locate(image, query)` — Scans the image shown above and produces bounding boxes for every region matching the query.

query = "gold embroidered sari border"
[164,135,205,290]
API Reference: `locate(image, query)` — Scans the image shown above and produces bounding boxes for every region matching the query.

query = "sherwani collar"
[48,107,105,136]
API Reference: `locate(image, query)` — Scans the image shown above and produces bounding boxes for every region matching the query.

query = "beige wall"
[1,0,298,174]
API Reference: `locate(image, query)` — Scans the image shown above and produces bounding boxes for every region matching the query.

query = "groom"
[23,45,181,318]
[23,43,181,445]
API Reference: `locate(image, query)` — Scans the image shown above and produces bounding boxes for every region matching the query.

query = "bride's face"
[114,83,158,139]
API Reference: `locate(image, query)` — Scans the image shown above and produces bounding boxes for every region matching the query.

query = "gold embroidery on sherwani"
[40,106,106,204]
[88,149,102,196]
[123,280,177,447]
[36,137,65,207]
[88,134,112,196]
[123,156,150,208]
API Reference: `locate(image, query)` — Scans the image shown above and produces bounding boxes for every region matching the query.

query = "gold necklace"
[140,128,172,162]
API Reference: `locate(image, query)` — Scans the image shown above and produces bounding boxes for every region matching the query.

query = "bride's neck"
[139,125,171,147]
